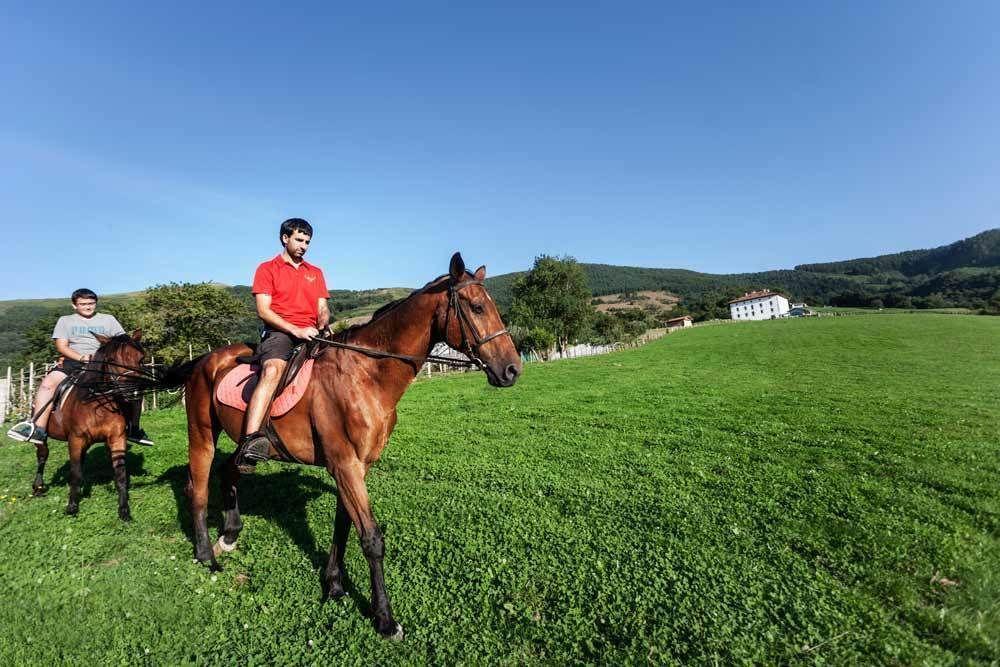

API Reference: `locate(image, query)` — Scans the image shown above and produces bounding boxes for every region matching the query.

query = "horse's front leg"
[65,436,87,516]
[335,462,403,640]
[215,454,244,557]
[32,441,50,496]
[322,492,351,600]
[108,434,131,522]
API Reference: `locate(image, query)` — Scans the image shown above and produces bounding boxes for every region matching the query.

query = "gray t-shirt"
[51,313,126,355]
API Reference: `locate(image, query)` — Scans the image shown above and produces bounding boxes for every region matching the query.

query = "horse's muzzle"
[486,362,521,388]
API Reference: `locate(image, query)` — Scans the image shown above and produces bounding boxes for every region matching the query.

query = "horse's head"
[439,253,522,388]
[92,330,146,384]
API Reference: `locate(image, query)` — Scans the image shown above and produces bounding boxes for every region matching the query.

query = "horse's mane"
[331,273,460,342]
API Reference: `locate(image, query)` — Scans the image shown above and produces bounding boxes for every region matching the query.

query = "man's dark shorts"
[258,329,297,363]
[59,358,85,374]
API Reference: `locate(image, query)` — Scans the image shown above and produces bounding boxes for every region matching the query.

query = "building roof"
[666,316,692,324]
[728,289,788,305]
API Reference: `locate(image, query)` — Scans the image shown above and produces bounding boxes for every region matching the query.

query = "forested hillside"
[3,229,997,366]
[796,229,1000,276]
[485,230,1000,310]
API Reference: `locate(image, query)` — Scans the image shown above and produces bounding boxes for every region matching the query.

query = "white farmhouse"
[729,290,790,321]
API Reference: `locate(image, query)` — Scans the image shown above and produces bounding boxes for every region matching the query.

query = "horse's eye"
[471,303,485,314]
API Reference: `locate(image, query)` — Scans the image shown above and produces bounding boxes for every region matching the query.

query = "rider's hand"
[297,326,320,340]
[80,354,92,363]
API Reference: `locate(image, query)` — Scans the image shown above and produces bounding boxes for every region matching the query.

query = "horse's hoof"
[65,505,79,516]
[377,621,404,641]
[119,510,133,522]
[32,485,48,497]
[323,581,346,601]
[213,537,238,558]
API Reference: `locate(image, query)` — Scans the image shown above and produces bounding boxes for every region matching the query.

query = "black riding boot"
[125,400,154,446]
[235,431,271,473]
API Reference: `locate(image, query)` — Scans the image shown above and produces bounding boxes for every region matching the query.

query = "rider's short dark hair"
[71,288,98,303]
[279,218,313,243]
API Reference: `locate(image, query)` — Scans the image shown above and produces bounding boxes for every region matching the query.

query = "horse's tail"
[152,354,209,390]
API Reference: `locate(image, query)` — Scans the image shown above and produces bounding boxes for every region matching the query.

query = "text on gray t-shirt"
[51,313,126,355]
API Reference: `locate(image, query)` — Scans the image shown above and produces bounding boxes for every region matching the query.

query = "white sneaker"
[7,421,35,442]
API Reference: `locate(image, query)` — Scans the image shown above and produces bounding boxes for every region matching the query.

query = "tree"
[119,283,252,363]
[588,311,626,344]
[20,315,59,366]
[509,255,592,353]
[985,288,1000,315]
[521,327,557,360]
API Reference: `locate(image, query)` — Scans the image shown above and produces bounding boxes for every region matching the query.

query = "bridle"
[313,275,512,371]
[97,339,148,383]
[76,339,155,398]
[445,278,511,372]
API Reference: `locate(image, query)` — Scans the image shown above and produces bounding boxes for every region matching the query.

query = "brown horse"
[34,331,147,521]
[166,253,521,639]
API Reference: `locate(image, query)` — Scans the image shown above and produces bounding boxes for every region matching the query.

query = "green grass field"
[1,315,998,664]
[811,306,976,315]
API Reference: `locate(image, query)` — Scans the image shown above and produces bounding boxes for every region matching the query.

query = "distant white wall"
[730,294,790,321]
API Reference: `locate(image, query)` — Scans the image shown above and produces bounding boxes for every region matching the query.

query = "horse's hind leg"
[108,435,131,521]
[216,453,243,557]
[66,436,87,516]
[322,493,351,600]
[31,441,50,496]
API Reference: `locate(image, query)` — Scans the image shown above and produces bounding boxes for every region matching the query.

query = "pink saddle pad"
[215,360,315,417]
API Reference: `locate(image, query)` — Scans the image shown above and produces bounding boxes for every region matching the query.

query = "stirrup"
[7,421,46,445]
[127,428,154,447]
[235,432,271,472]
[6,421,35,443]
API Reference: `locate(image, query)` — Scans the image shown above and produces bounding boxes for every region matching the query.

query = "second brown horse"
[165,253,521,639]
[35,331,147,520]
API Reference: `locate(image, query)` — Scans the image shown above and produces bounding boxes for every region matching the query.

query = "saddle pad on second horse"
[215,360,315,417]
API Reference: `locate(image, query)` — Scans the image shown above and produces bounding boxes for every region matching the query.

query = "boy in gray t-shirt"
[7,288,153,446]
[51,311,126,357]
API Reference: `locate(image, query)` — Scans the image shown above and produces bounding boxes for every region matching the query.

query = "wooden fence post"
[2,366,9,420]
[27,362,35,414]
[151,356,157,411]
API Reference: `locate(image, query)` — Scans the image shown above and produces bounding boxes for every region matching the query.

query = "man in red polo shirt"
[236,217,330,471]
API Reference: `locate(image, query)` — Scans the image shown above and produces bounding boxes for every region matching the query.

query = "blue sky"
[2,1,998,299]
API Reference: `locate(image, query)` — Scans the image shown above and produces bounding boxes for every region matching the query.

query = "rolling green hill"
[3,229,997,367]
[797,228,1000,276]
[484,231,1000,311]
[485,264,862,307]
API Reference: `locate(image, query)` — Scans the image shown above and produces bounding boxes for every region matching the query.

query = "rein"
[308,338,473,368]
[74,357,158,399]
[312,277,511,371]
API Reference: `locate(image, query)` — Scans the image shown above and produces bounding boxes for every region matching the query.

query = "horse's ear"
[94,334,111,345]
[449,252,466,281]
[473,265,486,280]
[131,329,142,342]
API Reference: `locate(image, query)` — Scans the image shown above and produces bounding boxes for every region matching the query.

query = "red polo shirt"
[252,254,329,328]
